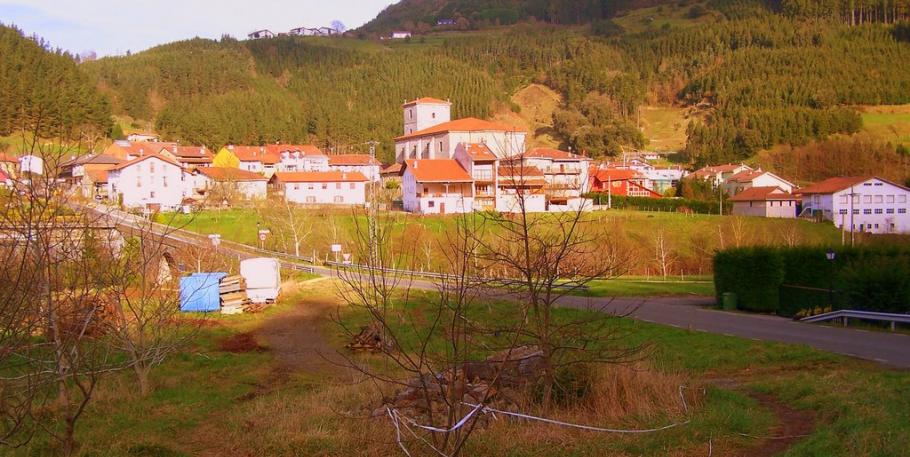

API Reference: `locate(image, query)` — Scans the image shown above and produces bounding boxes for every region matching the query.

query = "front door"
[440,202,446,214]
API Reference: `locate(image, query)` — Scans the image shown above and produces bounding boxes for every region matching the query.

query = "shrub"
[585,193,722,214]
[715,246,910,316]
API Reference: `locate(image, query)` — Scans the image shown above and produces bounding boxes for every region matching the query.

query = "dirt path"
[740,391,816,457]
[254,295,351,377]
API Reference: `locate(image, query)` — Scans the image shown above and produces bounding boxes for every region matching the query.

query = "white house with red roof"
[495,160,547,213]
[195,167,268,200]
[107,154,190,211]
[327,154,382,182]
[799,176,910,234]
[729,186,800,218]
[274,171,367,205]
[691,163,753,188]
[523,147,591,206]
[275,145,329,172]
[453,143,498,210]
[395,98,526,161]
[224,145,281,175]
[401,159,474,214]
[723,169,795,196]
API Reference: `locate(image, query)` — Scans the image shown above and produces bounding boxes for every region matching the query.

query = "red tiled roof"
[590,168,641,182]
[497,164,545,186]
[729,186,798,202]
[692,163,750,178]
[395,118,525,141]
[0,153,18,163]
[0,170,9,181]
[274,171,367,183]
[402,97,451,107]
[462,143,497,161]
[265,144,322,156]
[109,153,182,171]
[197,167,267,182]
[229,146,281,165]
[161,145,213,159]
[525,147,586,161]
[798,176,872,194]
[403,159,472,182]
[85,169,109,183]
[328,154,381,166]
[727,170,765,183]
[381,163,403,175]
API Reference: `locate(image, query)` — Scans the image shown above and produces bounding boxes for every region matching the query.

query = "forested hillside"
[0,25,111,142]
[81,0,910,166]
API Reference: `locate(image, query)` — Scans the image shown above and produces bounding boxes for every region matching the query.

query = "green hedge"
[585,193,725,214]
[714,246,910,316]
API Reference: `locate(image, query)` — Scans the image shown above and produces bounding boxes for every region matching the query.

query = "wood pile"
[346,322,393,352]
[219,275,250,315]
[374,345,544,419]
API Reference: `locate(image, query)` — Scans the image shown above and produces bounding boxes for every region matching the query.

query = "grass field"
[639,105,692,152]
[860,105,910,146]
[159,207,844,276]
[10,279,907,456]
[612,2,722,34]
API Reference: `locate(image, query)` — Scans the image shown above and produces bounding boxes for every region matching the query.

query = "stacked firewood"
[219,275,249,315]
[374,346,544,419]
[346,322,393,352]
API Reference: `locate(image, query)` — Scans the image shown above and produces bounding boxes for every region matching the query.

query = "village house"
[327,154,382,182]
[273,171,367,205]
[799,176,910,234]
[158,144,214,170]
[523,147,590,208]
[59,153,124,198]
[107,154,190,212]
[195,167,268,201]
[691,163,753,188]
[453,143,497,210]
[588,168,662,198]
[247,29,275,39]
[496,160,547,213]
[214,145,281,176]
[395,98,526,161]
[401,159,474,214]
[640,167,687,195]
[724,169,795,196]
[275,145,329,172]
[0,153,18,180]
[729,186,800,218]
[126,132,159,142]
[391,31,412,39]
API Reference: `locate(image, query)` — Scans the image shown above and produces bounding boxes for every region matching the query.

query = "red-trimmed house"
[588,168,661,198]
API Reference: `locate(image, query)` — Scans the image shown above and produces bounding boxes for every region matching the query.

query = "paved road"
[96,205,910,369]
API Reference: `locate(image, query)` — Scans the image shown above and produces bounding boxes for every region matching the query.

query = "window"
[887,195,895,203]
[439,141,443,151]
[874,182,883,186]
[899,208,907,214]
[293,184,300,190]
[431,112,436,119]
[322,183,328,189]
[839,209,848,215]
[863,183,872,186]
[874,195,883,203]
[349,183,355,190]
[149,162,155,173]
[308,184,314,190]
[852,209,860,215]
[899,195,907,203]
[875,224,879,229]
[136,178,141,188]
[839,195,848,204]
[875,208,883,214]
[305,196,316,203]
[333,195,343,203]
[852,195,860,204]
[863,195,872,204]
[428,201,435,208]
[409,109,413,119]
[863,209,872,215]
[336,182,341,189]
[163,176,167,188]
[149,191,155,198]
[887,208,894,214]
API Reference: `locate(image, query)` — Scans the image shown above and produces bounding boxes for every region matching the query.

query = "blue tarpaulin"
[179,273,228,312]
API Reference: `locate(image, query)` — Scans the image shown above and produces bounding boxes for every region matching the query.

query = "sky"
[0,0,396,56]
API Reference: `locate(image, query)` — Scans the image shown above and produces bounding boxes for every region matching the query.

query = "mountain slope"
[0,25,111,141]
[84,1,910,165]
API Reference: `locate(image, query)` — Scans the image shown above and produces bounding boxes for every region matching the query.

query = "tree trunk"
[135,364,152,397]
[62,418,77,457]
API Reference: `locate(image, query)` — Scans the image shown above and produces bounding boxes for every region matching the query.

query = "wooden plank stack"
[219,275,250,315]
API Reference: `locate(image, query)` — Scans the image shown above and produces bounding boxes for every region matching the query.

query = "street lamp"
[826,249,836,314]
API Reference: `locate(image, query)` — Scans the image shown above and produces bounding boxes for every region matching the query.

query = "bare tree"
[256,196,313,257]
[99,219,207,396]
[0,123,121,455]
[652,229,676,279]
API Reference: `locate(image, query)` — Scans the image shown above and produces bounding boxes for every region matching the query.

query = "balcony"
[472,171,493,181]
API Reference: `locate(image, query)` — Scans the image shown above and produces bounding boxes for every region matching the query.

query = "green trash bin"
[721,292,737,311]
